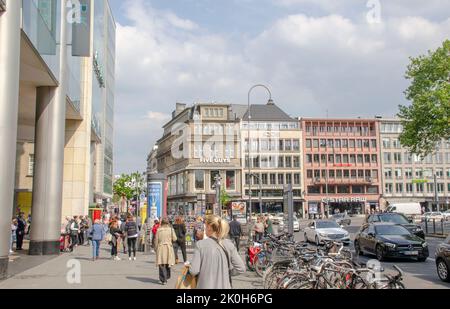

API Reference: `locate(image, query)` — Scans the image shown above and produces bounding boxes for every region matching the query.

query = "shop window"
[226,171,235,190]
[337,186,350,194]
[195,170,204,190]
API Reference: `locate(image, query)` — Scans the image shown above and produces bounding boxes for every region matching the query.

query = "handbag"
[175,266,197,289]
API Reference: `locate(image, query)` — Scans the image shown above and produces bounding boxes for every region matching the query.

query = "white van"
[385,203,422,216]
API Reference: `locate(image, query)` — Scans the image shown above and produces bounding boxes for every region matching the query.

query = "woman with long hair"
[109,219,122,261]
[187,215,245,289]
[155,218,177,285]
[172,216,187,263]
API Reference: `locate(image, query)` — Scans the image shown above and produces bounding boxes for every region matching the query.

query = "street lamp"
[247,85,272,224]
[213,174,222,217]
[250,173,263,217]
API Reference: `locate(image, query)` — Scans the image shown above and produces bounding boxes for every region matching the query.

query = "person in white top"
[10,219,18,253]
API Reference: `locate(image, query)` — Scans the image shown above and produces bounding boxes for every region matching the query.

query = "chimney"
[172,103,187,118]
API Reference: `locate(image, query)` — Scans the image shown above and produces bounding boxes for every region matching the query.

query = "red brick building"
[301,119,382,217]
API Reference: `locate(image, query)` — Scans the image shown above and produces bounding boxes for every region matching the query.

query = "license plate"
[403,251,418,256]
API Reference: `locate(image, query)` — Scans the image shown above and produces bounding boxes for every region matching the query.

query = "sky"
[108,0,450,175]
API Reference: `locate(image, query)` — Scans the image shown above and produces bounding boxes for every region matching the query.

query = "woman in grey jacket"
[187,215,246,289]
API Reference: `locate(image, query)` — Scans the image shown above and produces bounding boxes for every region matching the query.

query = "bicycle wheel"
[254,253,270,277]
[284,275,314,289]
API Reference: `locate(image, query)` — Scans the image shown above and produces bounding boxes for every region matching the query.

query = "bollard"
[441,219,445,235]
[425,219,428,234]
[433,219,436,234]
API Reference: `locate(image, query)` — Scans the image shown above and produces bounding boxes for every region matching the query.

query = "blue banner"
[148,182,163,219]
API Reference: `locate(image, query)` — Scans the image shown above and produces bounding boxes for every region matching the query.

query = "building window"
[395,168,402,179]
[371,140,377,149]
[210,171,220,189]
[426,183,434,193]
[278,156,284,168]
[415,168,423,178]
[286,174,292,184]
[357,155,363,164]
[285,156,292,168]
[226,171,235,190]
[367,186,379,194]
[383,153,391,164]
[437,183,444,193]
[383,138,390,149]
[306,139,312,148]
[270,174,276,185]
[406,183,413,193]
[405,168,413,179]
[353,186,364,194]
[293,156,300,168]
[293,140,300,151]
[306,170,313,179]
[28,154,35,176]
[306,154,312,164]
[262,174,268,185]
[384,169,392,179]
[225,144,235,158]
[308,186,320,194]
[278,174,284,185]
[245,174,250,185]
[395,183,403,193]
[294,174,301,185]
[436,168,444,178]
[416,183,424,193]
[285,140,292,151]
[394,153,402,164]
[253,156,260,168]
[385,183,393,194]
[195,171,204,190]
[338,186,350,194]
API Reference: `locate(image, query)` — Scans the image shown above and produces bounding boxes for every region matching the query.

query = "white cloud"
[114,0,450,173]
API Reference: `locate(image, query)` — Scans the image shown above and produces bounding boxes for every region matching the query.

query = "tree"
[398,40,450,158]
[113,174,134,201]
[220,188,231,208]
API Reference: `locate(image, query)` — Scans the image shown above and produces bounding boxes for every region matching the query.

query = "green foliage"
[113,172,146,201]
[398,39,450,157]
[220,188,231,207]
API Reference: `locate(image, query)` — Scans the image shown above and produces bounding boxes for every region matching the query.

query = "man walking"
[229,216,242,251]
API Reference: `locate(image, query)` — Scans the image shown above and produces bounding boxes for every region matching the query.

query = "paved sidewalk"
[0,243,261,289]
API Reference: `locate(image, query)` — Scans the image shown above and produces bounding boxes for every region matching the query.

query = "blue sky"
[109,0,450,174]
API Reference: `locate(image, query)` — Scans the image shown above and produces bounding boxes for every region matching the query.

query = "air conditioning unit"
[0,0,6,13]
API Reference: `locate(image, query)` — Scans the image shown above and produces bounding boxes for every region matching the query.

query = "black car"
[365,213,425,239]
[355,223,429,262]
[331,213,351,226]
[436,235,450,282]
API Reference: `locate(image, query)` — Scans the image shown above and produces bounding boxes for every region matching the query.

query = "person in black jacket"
[172,216,187,263]
[229,216,243,251]
[16,213,27,250]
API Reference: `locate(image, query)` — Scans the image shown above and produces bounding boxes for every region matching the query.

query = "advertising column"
[147,174,167,220]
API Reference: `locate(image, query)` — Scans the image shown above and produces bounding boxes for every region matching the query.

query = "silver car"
[304,220,350,246]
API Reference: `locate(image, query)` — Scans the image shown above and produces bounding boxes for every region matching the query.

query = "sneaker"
[133,257,136,261]
[129,257,132,261]
[9,250,14,254]
[116,256,121,261]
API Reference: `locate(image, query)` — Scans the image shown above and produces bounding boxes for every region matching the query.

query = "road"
[294,217,449,289]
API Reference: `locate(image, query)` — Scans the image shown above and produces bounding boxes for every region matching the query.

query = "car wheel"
[376,245,385,262]
[418,257,427,262]
[355,241,363,256]
[315,236,320,247]
[437,259,450,282]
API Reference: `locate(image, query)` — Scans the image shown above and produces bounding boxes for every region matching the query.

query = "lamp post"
[247,85,272,224]
[214,174,222,217]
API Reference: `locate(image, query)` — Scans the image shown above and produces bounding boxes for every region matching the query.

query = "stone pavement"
[0,242,262,289]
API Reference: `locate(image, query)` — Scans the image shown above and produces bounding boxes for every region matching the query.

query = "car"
[422,212,445,222]
[435,235,450,282]
[354,223,429,262]
[331,213,351,226]
[442,210,450,221]
[304,220,350,246]
[385,203,422,216]
[272,213,284,225]
[365,213,425,239]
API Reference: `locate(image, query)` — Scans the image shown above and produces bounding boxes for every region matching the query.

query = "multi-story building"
[380,119,450,211]
[301,119,382,217]
[156,103,243,215]
[242,103,303,214]
[0,0,115,276]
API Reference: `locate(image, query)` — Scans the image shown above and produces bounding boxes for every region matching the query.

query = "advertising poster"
[148,182,162,219]
[232,202,247,224]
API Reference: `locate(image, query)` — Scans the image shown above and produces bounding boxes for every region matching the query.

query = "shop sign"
[322,197,367,204]
[200,157,231,164]
[231,202,247,224]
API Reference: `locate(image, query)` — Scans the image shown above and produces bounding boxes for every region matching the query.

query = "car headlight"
[422,242,428,248]
[385,243,396,249]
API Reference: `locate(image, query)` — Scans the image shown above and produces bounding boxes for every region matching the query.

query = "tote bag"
[175,266,197,289]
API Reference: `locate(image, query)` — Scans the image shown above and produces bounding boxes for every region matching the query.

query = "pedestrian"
[78,216,87,246]
[193,216,205,242]
[186,215,246,289]
[141,219,152,252]
[15,212,27,251]
[88,219,105,261]
[120,216,128,254]
[10,219,18,253]
[264,215,273,236]
[253,217,265,242]
[108,220,122,261]
[151,219,160,251]
[229,216,242,251]
[69,216,80,250]
[155,218,177,285]
[172,216,187,264]
[124,215,139,261]
[26,214,32,236]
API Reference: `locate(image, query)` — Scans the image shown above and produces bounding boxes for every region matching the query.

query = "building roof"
[242,103,296,122]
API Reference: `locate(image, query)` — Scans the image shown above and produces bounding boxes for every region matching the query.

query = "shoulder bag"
[212,238,233,288]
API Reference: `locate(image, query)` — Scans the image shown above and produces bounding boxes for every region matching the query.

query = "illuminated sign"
[199,157,231,164]
[322,197,367,204]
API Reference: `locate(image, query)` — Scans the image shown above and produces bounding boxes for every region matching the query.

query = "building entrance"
[329,202,364,216]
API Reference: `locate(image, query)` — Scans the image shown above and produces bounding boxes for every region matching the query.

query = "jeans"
[159,265,171,283]
[127,237,137,258]
[231,236,240,251]
[79,231,85,245]
[254,232,263,242]
[70,233,79,249]
[173,240,187,262]
[111,242,118,257]
[92,240,101,259]
[16,230,24,250]
[10,232,14,251]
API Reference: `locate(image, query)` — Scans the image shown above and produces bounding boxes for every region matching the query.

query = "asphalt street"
[294,217,450,289]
